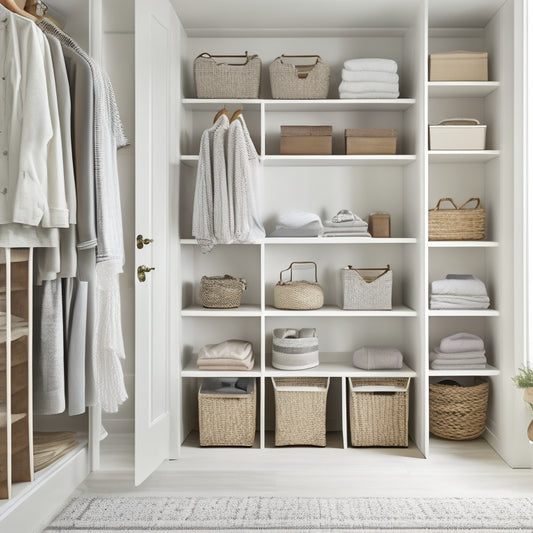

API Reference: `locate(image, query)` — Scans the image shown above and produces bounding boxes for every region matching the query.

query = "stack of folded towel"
[197,339,255,371]
[269,211,323,238]
[339,58,400,99]
[430,333,487,370]
[430,274,490,309]
[353,346,403,370]
[321,209,371,237]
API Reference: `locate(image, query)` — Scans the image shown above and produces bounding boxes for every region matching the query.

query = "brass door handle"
[137,234,154,249]
[137,265,155,282]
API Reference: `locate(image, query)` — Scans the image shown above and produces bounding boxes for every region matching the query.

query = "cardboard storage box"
[429,119,486,150]
[345,129,397,155]
[280,125,332,155]
[368,213,391,238]
[429,50,488,81]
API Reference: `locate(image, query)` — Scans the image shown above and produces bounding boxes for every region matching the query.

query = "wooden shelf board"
[427,81,500,98]
[428,309,499,317]
[428,241,498,248]
[428,364,500,377]
[181,304,261,317]
[428,150,499,163]
[0,413,27,428]
[265,305,417,317]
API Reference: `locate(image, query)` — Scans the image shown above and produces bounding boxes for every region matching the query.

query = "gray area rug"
[45,495,533,532]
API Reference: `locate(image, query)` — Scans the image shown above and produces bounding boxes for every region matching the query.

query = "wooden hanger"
[230,109,243,123]
[213,108,229,123]
[24,0,48,18]
[0,0,38,21]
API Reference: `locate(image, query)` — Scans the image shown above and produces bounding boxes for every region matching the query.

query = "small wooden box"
[429,51,488,81]
[368,213,391,238]
[345,129,397,155]
[280,125,332,155]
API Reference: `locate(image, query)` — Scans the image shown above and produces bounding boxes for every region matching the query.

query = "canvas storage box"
[429,378,488,440]
[345,129,397,155]
[194,52,261,98]
[270,55,330,99]
[429,50,488,81]
[428,197,485,241]
[368,212,391,238]
[429,118,486,150]
[341,265,392,310]
[272,377,329,446]
[349,377,410,447]
[280,125,332,155]
[198,378,256,446]
[199,275,246,309]
[272,328,319,371]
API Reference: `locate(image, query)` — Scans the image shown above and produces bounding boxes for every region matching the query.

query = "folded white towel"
[342,69,399,83]
[433,348,486,359]
[439,332,485,353]
[324,220,368,228]
[430,352,487,365]
[430,295,490,309]
[431,362,487,370]
[339,80,399,94]
[344,58,398,73]
[340,91,400,99]
[431,277,488,297]
[322,232,371,238]
[197,339,253,361]
[323,223,368,232]
[278,210,323,229]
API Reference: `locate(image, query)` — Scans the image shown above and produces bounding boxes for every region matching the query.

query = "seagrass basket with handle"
[200,275,246,309]
[273,262,324,310]
[428,197,485,240]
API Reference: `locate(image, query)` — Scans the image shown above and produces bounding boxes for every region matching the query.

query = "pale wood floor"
[78,432,533,499]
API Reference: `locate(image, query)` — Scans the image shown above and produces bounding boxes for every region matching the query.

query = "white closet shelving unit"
[174,0,530,465]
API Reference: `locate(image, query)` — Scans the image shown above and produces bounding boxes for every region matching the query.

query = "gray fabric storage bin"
[341,265,392,310]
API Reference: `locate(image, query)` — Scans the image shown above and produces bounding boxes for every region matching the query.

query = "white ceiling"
[172,0,510,32]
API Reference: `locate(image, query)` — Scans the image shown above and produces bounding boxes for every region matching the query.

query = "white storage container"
[429,118,487,150]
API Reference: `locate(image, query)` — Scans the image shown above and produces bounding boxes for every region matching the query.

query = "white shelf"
[266,354,416,378]
[427,81,500,98]
[179,239,261,245]
[181,304,261,317]
[262,155,416,167]
[181,357,261,377]
[263,98,416,111]
[181,98,262,110]
[265,237,416,244]
[428,241,498,248]
[265,305,417,317]
[428,364,500,377]
[428,309,500,317]
[428,150,500,163]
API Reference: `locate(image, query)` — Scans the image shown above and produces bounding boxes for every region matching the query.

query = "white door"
[134,0,180,486]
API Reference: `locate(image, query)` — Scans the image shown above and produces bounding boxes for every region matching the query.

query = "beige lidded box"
[429,50,488,81]
[280,125,332,155]
[345,129,397,155]
[429,119,487,150]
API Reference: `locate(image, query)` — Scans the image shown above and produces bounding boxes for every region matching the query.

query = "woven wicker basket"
[349,377,410,447]
[341,265,392,310]
[428,197,485,240]
[269,55,330,99]
[198,380,256,446]
[200,275,246,309]
[429,378,488,440]
[273,262,324,310]
[272,377,329,446]
[194,52,261,99]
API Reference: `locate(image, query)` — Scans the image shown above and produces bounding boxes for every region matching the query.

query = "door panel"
[134,0,179,486]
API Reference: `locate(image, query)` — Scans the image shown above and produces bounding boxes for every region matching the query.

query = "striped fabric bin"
[272,328,319,370]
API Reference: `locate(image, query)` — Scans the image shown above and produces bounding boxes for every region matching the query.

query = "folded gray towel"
[353,346,403,370]
[439,333,485,353]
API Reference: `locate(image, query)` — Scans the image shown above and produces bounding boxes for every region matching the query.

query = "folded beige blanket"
[197,339,253,361]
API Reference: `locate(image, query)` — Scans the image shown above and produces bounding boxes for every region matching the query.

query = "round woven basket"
[429,378,489,440]
[428,197,485,240]
[273,281,324,310]
[200,275,246,309]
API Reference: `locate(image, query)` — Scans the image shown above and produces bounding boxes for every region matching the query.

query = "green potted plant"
[512,366,533,442]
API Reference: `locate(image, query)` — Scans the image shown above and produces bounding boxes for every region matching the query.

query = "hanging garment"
[0,6,68,247]
[212,114,231,243]
[192,113,230,251]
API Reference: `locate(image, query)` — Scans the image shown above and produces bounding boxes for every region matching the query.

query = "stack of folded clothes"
[339,58,399,99]
[430,333,487,370]
[197,339,255,370]
[321,209,371,237]
[269,211,323,238]
[430,274,490,309]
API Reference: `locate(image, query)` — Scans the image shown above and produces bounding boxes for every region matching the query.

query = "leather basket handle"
[431,198,458,211]
[458,197,481,210]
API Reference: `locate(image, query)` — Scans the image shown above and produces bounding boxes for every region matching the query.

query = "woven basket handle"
[458,197,481,210]
[280,261,318,283]
[432,198,458,211]
[280,54,321,65]
[197,51,253,65]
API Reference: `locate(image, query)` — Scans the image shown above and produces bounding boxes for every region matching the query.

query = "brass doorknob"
[136,234,154,249]
[137,265,155,282]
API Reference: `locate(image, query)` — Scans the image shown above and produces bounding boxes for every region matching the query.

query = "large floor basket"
[429,378,488,440]
[272,377,329,446]
[349,377,410,447]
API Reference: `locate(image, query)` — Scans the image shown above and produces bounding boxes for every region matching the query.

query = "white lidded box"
[429,118,487,150]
